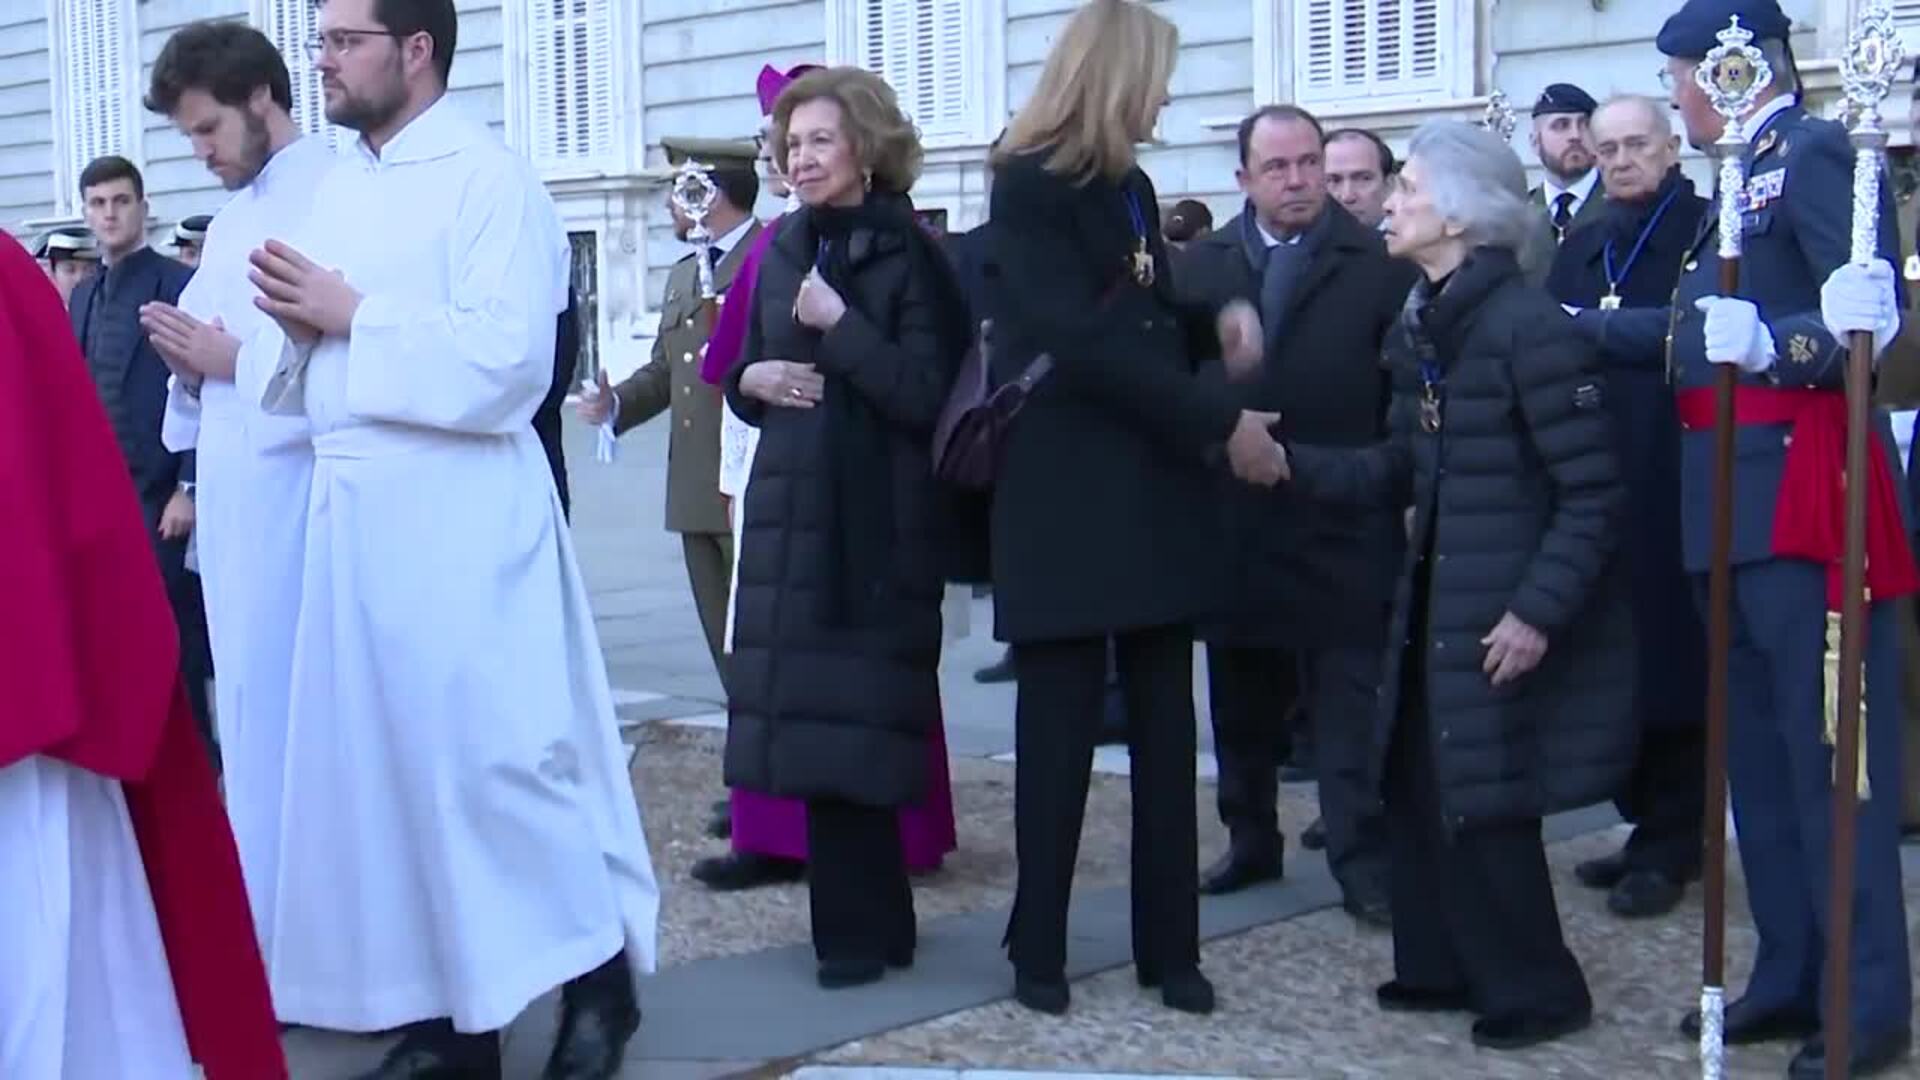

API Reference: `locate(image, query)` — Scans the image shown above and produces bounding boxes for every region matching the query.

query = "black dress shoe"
[1199,848,1283,895]
[544,953,640,1080]
[1573,848,1630,890]
[1472,1007,1592,1050]
[1376,980,1472,1013]
[816,960,886,989]
[356,1020,501,1080]
[1013,972,1070,1015]
[1607,869,1685,918]
[1788,1029,1913,1078]
[690,852,804,891]
[1301,817,1327,851]
[1156,968,1215,1015]
[1678,997,1820,1045]
[1342,891,1393,929]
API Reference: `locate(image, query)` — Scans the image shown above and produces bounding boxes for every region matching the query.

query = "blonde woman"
[985,0,1279,1017]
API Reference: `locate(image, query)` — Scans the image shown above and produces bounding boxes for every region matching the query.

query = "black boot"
[355,1020,500,1080]
[690,851,805,891]
[1199,835,1283,895]
[544,951,641,1080]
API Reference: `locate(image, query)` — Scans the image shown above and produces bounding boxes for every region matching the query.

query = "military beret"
[1656,0,1792,59]
[1532,83,1597,118]
[35,226,97,261]
[173,213,211,247]
[661,136,760,171]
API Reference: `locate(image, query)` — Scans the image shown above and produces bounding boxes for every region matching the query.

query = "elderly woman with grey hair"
[1277,121,1635,1050]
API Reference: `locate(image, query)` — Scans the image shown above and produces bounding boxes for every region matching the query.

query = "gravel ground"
[636,725,1324,967]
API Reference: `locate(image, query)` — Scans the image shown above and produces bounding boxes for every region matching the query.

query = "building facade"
[1,0,1906,377]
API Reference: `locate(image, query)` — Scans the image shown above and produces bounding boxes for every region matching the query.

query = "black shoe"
[690,852,804,891]
[974,654,1016,684]
[1301,817,1327,851]
[1574,849,1630,890]
[1679,997,1820,1045]
[544,953,640,1080]
[816,960,886,989]
[1014,972,1070,1015]
[1606,869,1685,919]
[1471,1008,1592,1050]
[1787,1029,1913,1078]
[1342,891,1393,929]
[1376,980,1472,1014]
[1157,968,1215,1015]
[356,1020,501,1080]
[1199,846,1283,895]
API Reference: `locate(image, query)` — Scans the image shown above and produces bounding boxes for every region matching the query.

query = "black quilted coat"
[1288,247,1636,830]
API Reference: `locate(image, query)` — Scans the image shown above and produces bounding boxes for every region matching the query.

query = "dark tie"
[1551,192,1576,239]
[708,246,723,269]
[1258,240,1307,350]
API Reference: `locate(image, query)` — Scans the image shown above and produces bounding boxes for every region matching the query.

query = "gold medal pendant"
[1598,291,1622,311]
[1130,239,1155,287]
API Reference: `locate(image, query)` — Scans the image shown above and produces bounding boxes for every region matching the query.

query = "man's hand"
[740,360,824,408]
[250,239,359,341]
[1695,296,1776,374]
[1217,300,1264,380]
[576,369,616,425]
[1821,259,1900,356]
[157,488,195,541]
[1481,611,1547,686]
[793,270,848,331]
[140,302,239,381]
[1225,409,1284,487]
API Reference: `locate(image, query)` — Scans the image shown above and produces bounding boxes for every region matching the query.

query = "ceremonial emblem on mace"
[671,158,721,300]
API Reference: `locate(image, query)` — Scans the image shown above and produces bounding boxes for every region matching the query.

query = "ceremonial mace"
[1481,89,1517,142]
[672,157,722,318]
[1827,8,1902,1077]
[1695,18,1770,1080]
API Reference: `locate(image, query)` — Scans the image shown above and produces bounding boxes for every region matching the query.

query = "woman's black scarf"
[803,190,968,627]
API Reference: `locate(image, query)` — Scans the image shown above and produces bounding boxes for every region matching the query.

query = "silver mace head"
[1481,90,1517,142]
[671,159,719,243]
[1696,16,1774,149]
[1841,0,1904,148]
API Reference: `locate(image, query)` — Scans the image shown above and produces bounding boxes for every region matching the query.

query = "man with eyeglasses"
[219,2,659,1077]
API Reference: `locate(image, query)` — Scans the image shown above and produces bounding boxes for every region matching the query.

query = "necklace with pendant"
[1123,189,1155,287]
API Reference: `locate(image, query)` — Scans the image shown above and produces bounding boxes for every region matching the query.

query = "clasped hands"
[247,239,361,346]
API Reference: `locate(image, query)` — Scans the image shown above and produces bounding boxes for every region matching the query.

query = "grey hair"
[1592,93,1673,140]
[1405,121,1532,253]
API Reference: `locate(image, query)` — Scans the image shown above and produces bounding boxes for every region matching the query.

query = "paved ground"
[277,420,1919,1079]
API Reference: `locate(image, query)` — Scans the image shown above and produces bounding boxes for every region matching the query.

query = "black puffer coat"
[722,200,968,808]
[1288,247,1636,829]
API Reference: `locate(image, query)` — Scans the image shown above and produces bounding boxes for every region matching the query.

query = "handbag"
[930,318,1052,491]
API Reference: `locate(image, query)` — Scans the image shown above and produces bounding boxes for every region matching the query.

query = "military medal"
[1600,183,1681,314]
[1123,190,1155,287]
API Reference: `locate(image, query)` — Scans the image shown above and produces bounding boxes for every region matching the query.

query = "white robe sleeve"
[341,166,563,435]
[159,270,217,453]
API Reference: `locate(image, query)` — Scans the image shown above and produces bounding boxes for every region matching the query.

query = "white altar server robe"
[258,98,658,1033]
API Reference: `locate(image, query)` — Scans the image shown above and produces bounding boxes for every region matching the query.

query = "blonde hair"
[772,67,924,194]
[991,0,1177,184]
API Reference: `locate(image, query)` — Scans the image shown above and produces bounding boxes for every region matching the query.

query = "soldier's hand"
[1821,259,1900,356]
[1696,296,1776,374]
[575,369,615,425]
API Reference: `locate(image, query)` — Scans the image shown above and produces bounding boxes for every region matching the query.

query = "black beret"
[1532,83,1598,118]
[1656,0,1791,60]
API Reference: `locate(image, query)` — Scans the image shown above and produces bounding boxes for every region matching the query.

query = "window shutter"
[1893,0,1920,54]
[60,0,132,192]
[1298,0,1448,104]
[858,0,970,144]
[259,0,344,146]
[528,0,615,169]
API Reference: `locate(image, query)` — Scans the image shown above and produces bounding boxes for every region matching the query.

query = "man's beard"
[1545,149,1594,184]
[225,110,274,191]
[326,60,407,134]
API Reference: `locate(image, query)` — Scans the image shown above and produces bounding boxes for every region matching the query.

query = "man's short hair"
[1325,127,1396,177]
[79,155,144,199]
[372,0,459,85]
[710,167,760,214]
[146,20,293,116]
[1236,105,1326,167]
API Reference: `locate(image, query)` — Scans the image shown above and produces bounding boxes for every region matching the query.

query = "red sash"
[1675,385,1920,609]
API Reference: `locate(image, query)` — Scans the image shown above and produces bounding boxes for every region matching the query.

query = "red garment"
[0,233,286,1078]
[1675,385,1920,609]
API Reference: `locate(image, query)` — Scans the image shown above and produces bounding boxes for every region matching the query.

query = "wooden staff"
[1694,18,1772,1080]
[1825,9,1903,1077]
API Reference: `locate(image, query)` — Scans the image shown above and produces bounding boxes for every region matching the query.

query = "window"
[829,0,1003,148]
[253,0,347,146]
[1295,0,1452,105]
[1892,0,1920,55]
[524,0,617,171]
[52,0,137,210]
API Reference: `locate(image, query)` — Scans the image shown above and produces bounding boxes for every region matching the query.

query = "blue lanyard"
[814,237,829,272]
[1602,184,1682,295]
[1122,190,1148,243]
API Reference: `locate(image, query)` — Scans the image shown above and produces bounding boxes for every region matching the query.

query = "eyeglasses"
[305,27,405,61]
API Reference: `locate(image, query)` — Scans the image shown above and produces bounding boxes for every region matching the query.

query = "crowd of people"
[4,0,1916,1078]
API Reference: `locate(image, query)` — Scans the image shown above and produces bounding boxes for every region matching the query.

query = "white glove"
[583,377,619,463]
[1695,296,1777,374]
[1821,258,1900,357]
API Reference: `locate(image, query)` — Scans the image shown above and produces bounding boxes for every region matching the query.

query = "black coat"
[1176,204,1417,648]
[722,202,967,808]
[1289,248,1636,830]
[1549,170,1710,730]
[985,151,1240,643]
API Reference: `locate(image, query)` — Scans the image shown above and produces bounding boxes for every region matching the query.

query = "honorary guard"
[1520,83,1604,282]
[1657,0,1913,1074]
[578,136,762,692]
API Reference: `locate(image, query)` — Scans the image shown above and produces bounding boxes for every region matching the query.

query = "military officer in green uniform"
[579,137,762,687]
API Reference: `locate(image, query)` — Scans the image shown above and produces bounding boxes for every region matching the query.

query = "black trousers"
[1009,624,1200,979]
[1385,678,1590,1021]
[1304,646,1391,898]
[153,525,215,761]
[805,799,914,969]
[1614,723,1706,880]
[1204,644,1301,853]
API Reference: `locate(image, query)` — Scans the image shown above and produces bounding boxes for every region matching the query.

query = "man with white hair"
[1549,94,1711,921]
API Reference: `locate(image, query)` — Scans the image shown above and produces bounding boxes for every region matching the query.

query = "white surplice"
[256,98,658,1033]
[160,135,336,954]
[0,756,196,1079]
